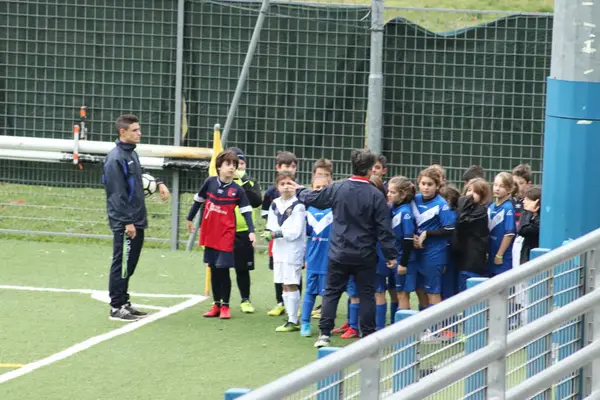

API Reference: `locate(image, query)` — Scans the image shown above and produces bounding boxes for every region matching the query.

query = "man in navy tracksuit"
[103,114,170,322]
[296,149,397,347]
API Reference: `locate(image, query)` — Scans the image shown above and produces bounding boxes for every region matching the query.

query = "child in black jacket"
[453,178,491,292]
[518,185,541,265]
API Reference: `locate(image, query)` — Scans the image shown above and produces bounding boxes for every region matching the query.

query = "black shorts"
[203,247,234,269]
[234,231,255,271]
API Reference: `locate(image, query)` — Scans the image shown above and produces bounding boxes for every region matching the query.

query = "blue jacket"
[297,176,397,265]
[102,140,148,232]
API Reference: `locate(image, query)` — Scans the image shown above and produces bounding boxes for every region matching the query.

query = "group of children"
[186,148,541,340]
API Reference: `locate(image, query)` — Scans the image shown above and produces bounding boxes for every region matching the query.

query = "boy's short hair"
[369,175,386,196]
[276,151,298,167]
[376,154,388,169]
[275,170,296,185]
[462,165,485,182]
[215,150,239,170]
[351,149,377,176]
[512,163,533,183]
[525,185,542,203]
[115,114,139,134]
[312,158,333,175]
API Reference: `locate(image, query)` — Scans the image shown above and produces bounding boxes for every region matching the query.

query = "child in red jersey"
[186,150,256,319]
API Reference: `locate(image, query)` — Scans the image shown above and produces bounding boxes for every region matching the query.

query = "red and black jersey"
[189,176,252,252]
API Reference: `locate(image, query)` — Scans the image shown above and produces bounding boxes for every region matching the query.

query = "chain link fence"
[1,0,551,246]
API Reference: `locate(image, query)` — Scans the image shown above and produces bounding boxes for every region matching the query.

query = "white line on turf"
[0,285,199,299]
[0,295,206,384]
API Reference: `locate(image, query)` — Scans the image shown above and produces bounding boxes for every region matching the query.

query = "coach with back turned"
[296,149,397,348]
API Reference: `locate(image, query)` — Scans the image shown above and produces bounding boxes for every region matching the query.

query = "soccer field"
[0,239,333,400]
[0,239,530,399]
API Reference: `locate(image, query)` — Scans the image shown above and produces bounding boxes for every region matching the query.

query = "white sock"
[288,290,300,324]
[282,292,291,322]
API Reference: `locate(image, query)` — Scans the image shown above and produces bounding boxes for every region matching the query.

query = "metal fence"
[228,229,600,399]
[1,1,552,246]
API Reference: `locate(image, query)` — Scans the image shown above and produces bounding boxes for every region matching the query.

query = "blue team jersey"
[411,193,455,265]
[488,199,517,273]
[392,203,416,265]
[305,206,333,275]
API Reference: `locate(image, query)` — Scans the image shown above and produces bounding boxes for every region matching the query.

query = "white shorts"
[273,262,303,285]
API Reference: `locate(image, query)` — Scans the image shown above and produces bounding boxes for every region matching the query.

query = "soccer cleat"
[219,305,231,319]
[300,323,312,337]
[109,306,139,322]
[203,304,221,318]
[311,310,321,319]
[267,303,285,316]
[439,329,457,343]
[276,322,300,332]
[314,335,331,348]
[332,321,349,335]
[125,303,148,318]
[240,300,255,314]
[340,327,359,339]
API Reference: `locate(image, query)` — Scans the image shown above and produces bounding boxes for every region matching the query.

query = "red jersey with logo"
[195,176,252,252]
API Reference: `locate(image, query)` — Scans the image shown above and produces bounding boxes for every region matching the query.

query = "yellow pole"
[204,124,223,297]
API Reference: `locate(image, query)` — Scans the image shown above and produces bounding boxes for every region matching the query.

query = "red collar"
[348,175,370,182]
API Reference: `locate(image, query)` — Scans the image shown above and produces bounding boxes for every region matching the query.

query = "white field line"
[0,284,199,299]
[0,295,206,384]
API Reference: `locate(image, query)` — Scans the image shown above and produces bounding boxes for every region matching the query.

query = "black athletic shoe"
[109,306,139,322]
[125,303,148,318]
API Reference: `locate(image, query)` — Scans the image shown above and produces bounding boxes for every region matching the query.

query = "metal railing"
[230,228,600,399]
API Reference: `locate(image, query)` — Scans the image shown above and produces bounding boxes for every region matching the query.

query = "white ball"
[142,173,158,197]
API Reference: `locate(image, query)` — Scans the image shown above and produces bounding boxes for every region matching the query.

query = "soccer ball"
[142,173,158,197]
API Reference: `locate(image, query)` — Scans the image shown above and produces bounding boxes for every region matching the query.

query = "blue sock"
[376,303,387,330]
[301,293,316,324]
[348,303,360,330]
[390,302,398,323]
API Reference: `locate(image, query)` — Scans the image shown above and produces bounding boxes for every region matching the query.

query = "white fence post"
[487,288,508,400]
[583,247,600,397]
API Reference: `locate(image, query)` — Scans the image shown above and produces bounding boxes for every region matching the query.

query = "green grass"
[0,239,528,399]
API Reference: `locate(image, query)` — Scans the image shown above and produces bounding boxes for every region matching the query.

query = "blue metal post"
[392,309,418,392]
[317,347,343,400]
[224,388,252,399]
[464,277,488,400]
[540,1,600,250]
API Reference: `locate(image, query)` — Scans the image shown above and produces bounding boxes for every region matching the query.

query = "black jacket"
[296,176,397,265]
[452,195,489,275]
[102,140,148,232]
[518,210,540,264]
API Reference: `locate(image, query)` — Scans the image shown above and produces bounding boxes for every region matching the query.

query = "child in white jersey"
[264,171,307,332]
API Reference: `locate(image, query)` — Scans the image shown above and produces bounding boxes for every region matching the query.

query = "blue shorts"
[306,272,327,296]
[203,247,235,268]
[416,261,445,294]
[375,269,397,293]
[458,271,485,293]
[396,261,418,293]
[346,275,358,298]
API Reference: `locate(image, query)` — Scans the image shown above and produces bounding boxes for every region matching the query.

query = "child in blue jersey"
[412,166,455,308]
[387,176,417,311]
[439,184,460,300]
[488,172,518,277]
[301,176,333,337]
[371,174,399,330]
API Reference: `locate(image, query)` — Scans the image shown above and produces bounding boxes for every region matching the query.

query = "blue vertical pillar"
[463,277,488,400]
[317,347,343,400]
[392,309,418,392]
[541,79,600,249]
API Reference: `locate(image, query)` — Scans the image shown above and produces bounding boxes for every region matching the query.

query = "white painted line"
[578,120,593,125]
[89,291,167,311]
[583,2,594,5]
[585,69,595,74]
[0,295,206,384]
[584,22,597,28]
[0,285,198,299]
